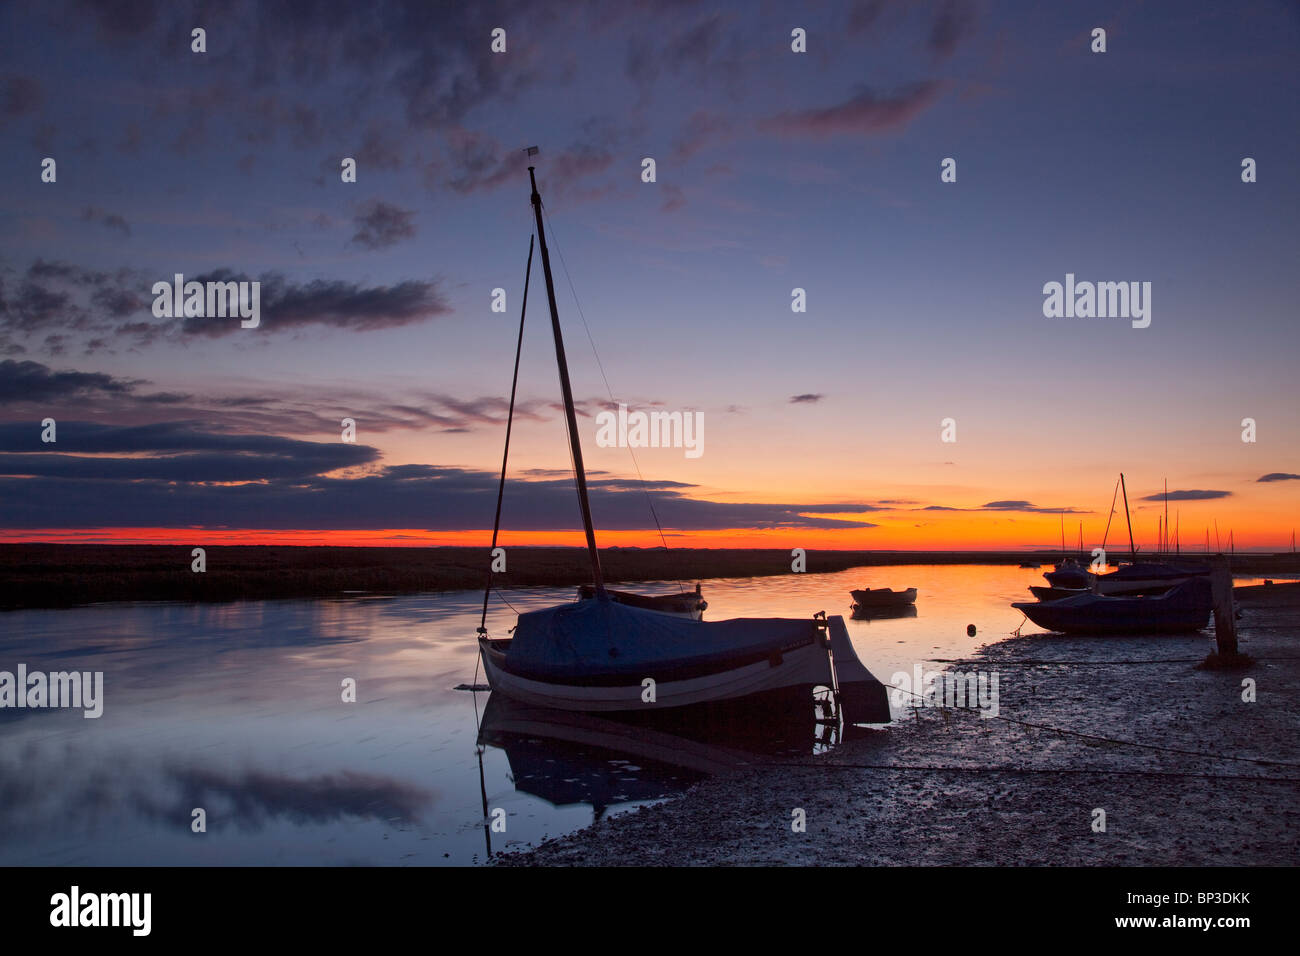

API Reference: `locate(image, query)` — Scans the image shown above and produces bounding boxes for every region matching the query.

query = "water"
[0,564,1234,865]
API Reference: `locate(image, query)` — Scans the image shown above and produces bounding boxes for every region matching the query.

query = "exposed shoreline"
[3,543,1298,610]
[495,587,1300,866]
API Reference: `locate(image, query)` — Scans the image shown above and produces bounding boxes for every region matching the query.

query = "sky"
[0,0,1296,551]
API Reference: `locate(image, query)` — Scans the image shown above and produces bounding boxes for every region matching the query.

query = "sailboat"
[1036,474,1208,597]
[476,163,889,722]
[1013,577,1213,634]
[1018,473,1215,628]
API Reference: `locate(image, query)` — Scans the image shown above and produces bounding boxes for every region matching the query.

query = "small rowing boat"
[577,583,706,619]
[850,587,917,608]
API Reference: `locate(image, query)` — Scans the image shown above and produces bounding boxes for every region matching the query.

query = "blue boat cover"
[506,597,819,681]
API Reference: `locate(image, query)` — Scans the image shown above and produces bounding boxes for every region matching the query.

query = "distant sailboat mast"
[528,161,606,596]
[1120,472,1136,559]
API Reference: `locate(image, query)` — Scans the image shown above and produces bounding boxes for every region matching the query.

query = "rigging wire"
[477,233,535,639]
[1099,475,1120,556]
[471,228,534,694]
[540,204,681,590]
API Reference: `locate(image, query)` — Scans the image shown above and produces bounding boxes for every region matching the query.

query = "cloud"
[761,81,942,138]
[67,0,163,44]
[982,500,1087,513]
[0,360,141,403]
[672,110,734,162]
[0,258,453,352]
[145,766,434,830]
[929,0,977,59]
[0,423,883,532]
[920,500,1088,514]
[349,200,417,250]
[1257,473,1300,483]
[0,361,587,440]
[660,184,686,213]
[0,421,378,481]
[356,122,406,171]
[2,276,80,335]
[442,127,619,202]
[1138,489,1231,502]
[14,3,762,211]
[789,393,824,404]
[81,206,131,237]
[0,73,42,120]
[847,0,893,34]
[625,10,746,99]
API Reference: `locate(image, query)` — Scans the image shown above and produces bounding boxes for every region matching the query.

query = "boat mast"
[1163,478,1169,555]
[1119,472,1136,559]
[527,164,606,595]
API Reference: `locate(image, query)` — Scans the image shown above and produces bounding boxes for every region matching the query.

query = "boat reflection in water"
[851,604,918,622]
[473,688,862,854]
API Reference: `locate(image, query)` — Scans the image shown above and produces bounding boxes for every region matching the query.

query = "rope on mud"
[883,682,1300,770]
[987,713,1300,769]
[927,655,1300,665]
[929,657,1207,665]
[765,761,1300,784]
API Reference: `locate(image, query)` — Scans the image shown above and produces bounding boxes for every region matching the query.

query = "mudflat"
[496,589,1300,866]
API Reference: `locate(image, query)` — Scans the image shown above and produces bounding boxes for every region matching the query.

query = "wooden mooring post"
[1209,555,1238,658]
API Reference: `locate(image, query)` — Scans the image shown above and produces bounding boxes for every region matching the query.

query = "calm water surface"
[0,564,1248,865]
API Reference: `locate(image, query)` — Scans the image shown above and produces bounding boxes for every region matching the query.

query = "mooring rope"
[879,680,1300,769]
[765,761,1300,784]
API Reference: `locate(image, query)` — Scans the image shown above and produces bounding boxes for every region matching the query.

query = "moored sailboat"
[1012,577,1213,634]
[1038,475,1210,596]
[476,162,889,722]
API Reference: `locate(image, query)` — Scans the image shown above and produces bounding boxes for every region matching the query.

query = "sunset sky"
[1,0,1296,551]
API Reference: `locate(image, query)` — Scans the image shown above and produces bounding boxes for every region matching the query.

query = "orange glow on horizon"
[0,514,1290,552]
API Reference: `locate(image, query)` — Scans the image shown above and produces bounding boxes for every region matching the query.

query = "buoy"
[966,624,976,637]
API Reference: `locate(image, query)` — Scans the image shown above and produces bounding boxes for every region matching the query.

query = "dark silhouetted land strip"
[2,544,1297,610]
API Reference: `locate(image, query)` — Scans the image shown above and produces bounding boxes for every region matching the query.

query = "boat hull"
[1012,579,1213,635]
[1047,562,1212,596]
[1028,585,1087,602]
[850,587,917,607]
[1044,567,1090,589]
[479,635,836,713]
[1092,565,1208,596]
[576,585,706,620]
